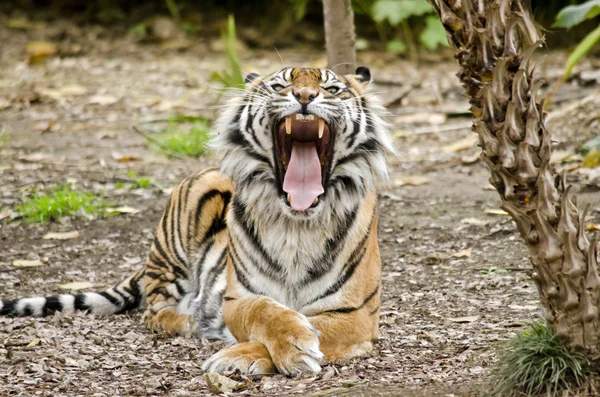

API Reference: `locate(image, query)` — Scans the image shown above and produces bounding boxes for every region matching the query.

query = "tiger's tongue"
[283,141,324,211]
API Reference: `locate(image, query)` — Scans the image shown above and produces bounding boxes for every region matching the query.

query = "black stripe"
[307,218,373,305]
[42,296,63,316]
[151,239,187,278]
[320,285,380,315]
[232,198,282,274]
[0,299,16,316]
[74,294,90,311]
[223,296,236,301]
[99,291,122,308]
[199,192,231,247]
[301,204,359,285]
[22,305,33,316]
[229,242,258,294]
[171,180,188,266]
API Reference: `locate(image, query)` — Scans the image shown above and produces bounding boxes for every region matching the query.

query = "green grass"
[488,323,589,397]
[16,185,107,223]
[150,119,211,157]
[127,170,152,189]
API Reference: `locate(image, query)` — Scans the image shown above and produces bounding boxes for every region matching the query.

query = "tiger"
[0,66,394,376]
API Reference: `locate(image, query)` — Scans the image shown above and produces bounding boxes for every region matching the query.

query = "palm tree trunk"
[323,0,356,75]
[427,0,600,356]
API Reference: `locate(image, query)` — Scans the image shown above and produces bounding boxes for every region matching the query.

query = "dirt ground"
[1,14,600,397]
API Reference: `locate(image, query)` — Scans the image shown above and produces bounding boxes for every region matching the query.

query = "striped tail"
[0,269,145,317]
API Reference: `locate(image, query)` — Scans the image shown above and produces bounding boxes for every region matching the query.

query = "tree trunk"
[323,0,356,75]
[427,0,600,357]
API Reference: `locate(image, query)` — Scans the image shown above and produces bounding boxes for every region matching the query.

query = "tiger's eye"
[326,87,340,95]
[271,84,285,92]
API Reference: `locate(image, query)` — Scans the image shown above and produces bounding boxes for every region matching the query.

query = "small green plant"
[488,323,589,397]
[210,15,244,90]
[150,119,211,157]
[16,185,107,223]
[127,170,152,189]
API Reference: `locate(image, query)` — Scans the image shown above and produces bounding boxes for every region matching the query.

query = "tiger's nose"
[292,87,319,104]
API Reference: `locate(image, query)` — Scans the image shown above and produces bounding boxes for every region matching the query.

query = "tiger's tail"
[0,268,145,317]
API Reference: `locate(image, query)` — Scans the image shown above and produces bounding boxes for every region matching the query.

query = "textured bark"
[428,0,600,356]
[323,0,356,75]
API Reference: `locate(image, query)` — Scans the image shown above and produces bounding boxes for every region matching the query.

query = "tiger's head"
[213,67,393,220]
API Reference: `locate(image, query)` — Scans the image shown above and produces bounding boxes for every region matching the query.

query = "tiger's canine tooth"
[318,118,325,139]
[287,193,291,203]
[285,117,292,135]
[313,197,318,205]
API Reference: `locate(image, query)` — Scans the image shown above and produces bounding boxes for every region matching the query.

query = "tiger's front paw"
[202,341,277,374]
[266,312,323,376]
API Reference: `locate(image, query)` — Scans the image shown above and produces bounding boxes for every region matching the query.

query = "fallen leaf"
[204,373,243,393]
[87,95,120,106]
[33,120,56,133]
[587,223,600,231]
[447,316,479,323]
[394,176,430,187]
[26,41,58,64]
[105,206,141,215]
[57,281,95,290]
[452,248,472,258]
[461,152,480,164]
[40,84,87,100]
[7,17,46,30]
[460,217,489,226]
[43,231,81,240]
[13,259,44,268]
[485,208,509,216]
[583,148,600,168]
[111,152,142,162]
[26,339,41,347]
[442,134,478,153]
[0,211,12,221]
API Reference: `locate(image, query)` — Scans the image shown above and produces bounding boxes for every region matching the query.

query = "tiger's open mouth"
[275,113,333,211]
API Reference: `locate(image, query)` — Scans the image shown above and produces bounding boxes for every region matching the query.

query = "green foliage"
[372,0,432,25]
[420,15,448,50]
[563,25,600,81]
[371,0,448,53]
[127,171,152,189]
[129,22,148,38]
[553,0,600,29]
[288,0,310,21]
[386,39,407,54]
[211,15,244,90]
[151,118,211,157]
[488,323,589,397]
[16,185,107,223]
[164,0,182,24]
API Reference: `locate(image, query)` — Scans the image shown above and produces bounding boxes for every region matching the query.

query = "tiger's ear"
[354,66,371,84]
[245,72,260,85]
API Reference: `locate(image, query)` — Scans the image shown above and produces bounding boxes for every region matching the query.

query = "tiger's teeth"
[285,117,292,135]
[313,197,318,205]
[287,194,291,203]
[318,119,325,139]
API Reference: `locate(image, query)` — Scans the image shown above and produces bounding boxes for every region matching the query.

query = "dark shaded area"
[5,0,600,49]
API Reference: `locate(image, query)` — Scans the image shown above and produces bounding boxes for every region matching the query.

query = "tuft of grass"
[210,15,244,90]
[16,185,107,223]
[127,170,152,189]
[488,323,589,397]
[150,119,211,158]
